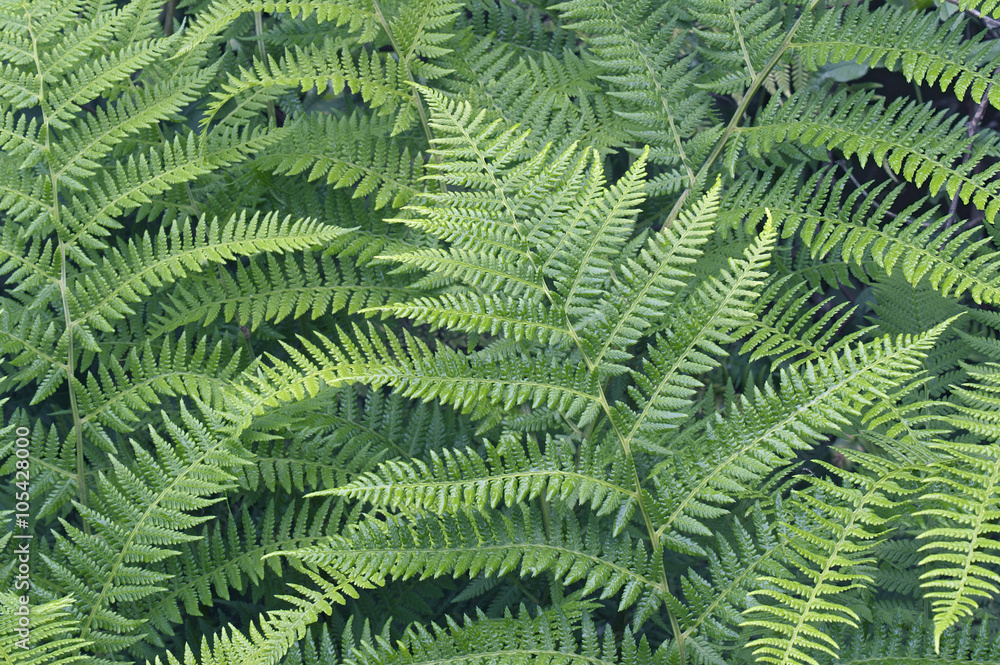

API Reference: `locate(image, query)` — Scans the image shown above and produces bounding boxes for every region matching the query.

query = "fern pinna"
[4,2,1000,665]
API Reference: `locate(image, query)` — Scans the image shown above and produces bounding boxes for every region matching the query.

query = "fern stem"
[369,0,436,157]
[663,0,822,228]
[542,206,683,660]
[253,11,277,125]
[550,217,683,660]
[595,388,684,663]
[60,243,89,513]
[23,4,90,518]
[162,0,177,36]
[943,0,1000,30]
[729,4,758,83]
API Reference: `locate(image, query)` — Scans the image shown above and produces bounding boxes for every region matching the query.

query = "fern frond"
[339,606,660,665]
[205,41,411,129]
[321,432,636,519]
[142,497,345,636]
[153,567,365,665]
[737,275,868,369]
[67,211,347,333]
[794,3,1000,110]
[743,450,923,665]
[917,372,1000,650]
[66,126,284,252]
[374,292,573,346]
[444,34,622,155]
[151,253,411,335]
[46,402,251,651]
[0,595,90,665]
[651,320,953,556]
[735,86,1000,221]
[384,0,462,80]
[690,0,783,96]
[242,324,599,426]
[611,218,775,453]
[50,69,215,186]
[73,333,243,438]
[552,0,712,194]
[727,168,1000,303]
[255,112,423,209]
[554,148,649,324]
[585,179,720,369]
[174,0,382,58]
[277,505,666,617]
[671,510,787,652]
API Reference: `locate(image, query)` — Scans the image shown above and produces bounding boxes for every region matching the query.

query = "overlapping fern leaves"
[5,2,1000,665]
[251,91,968,665]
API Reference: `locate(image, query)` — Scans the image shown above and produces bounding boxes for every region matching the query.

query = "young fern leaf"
[917,367,1000,651]
[742,450,925,665]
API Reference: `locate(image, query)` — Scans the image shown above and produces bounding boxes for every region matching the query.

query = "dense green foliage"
[5,1,1000,664]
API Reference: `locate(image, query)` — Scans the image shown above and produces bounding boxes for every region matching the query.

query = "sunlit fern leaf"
[0,595,90,665]
[916,431,1000,650]
[794,3,1000,110]
[743,449,926,665]
[608,218,776,454]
